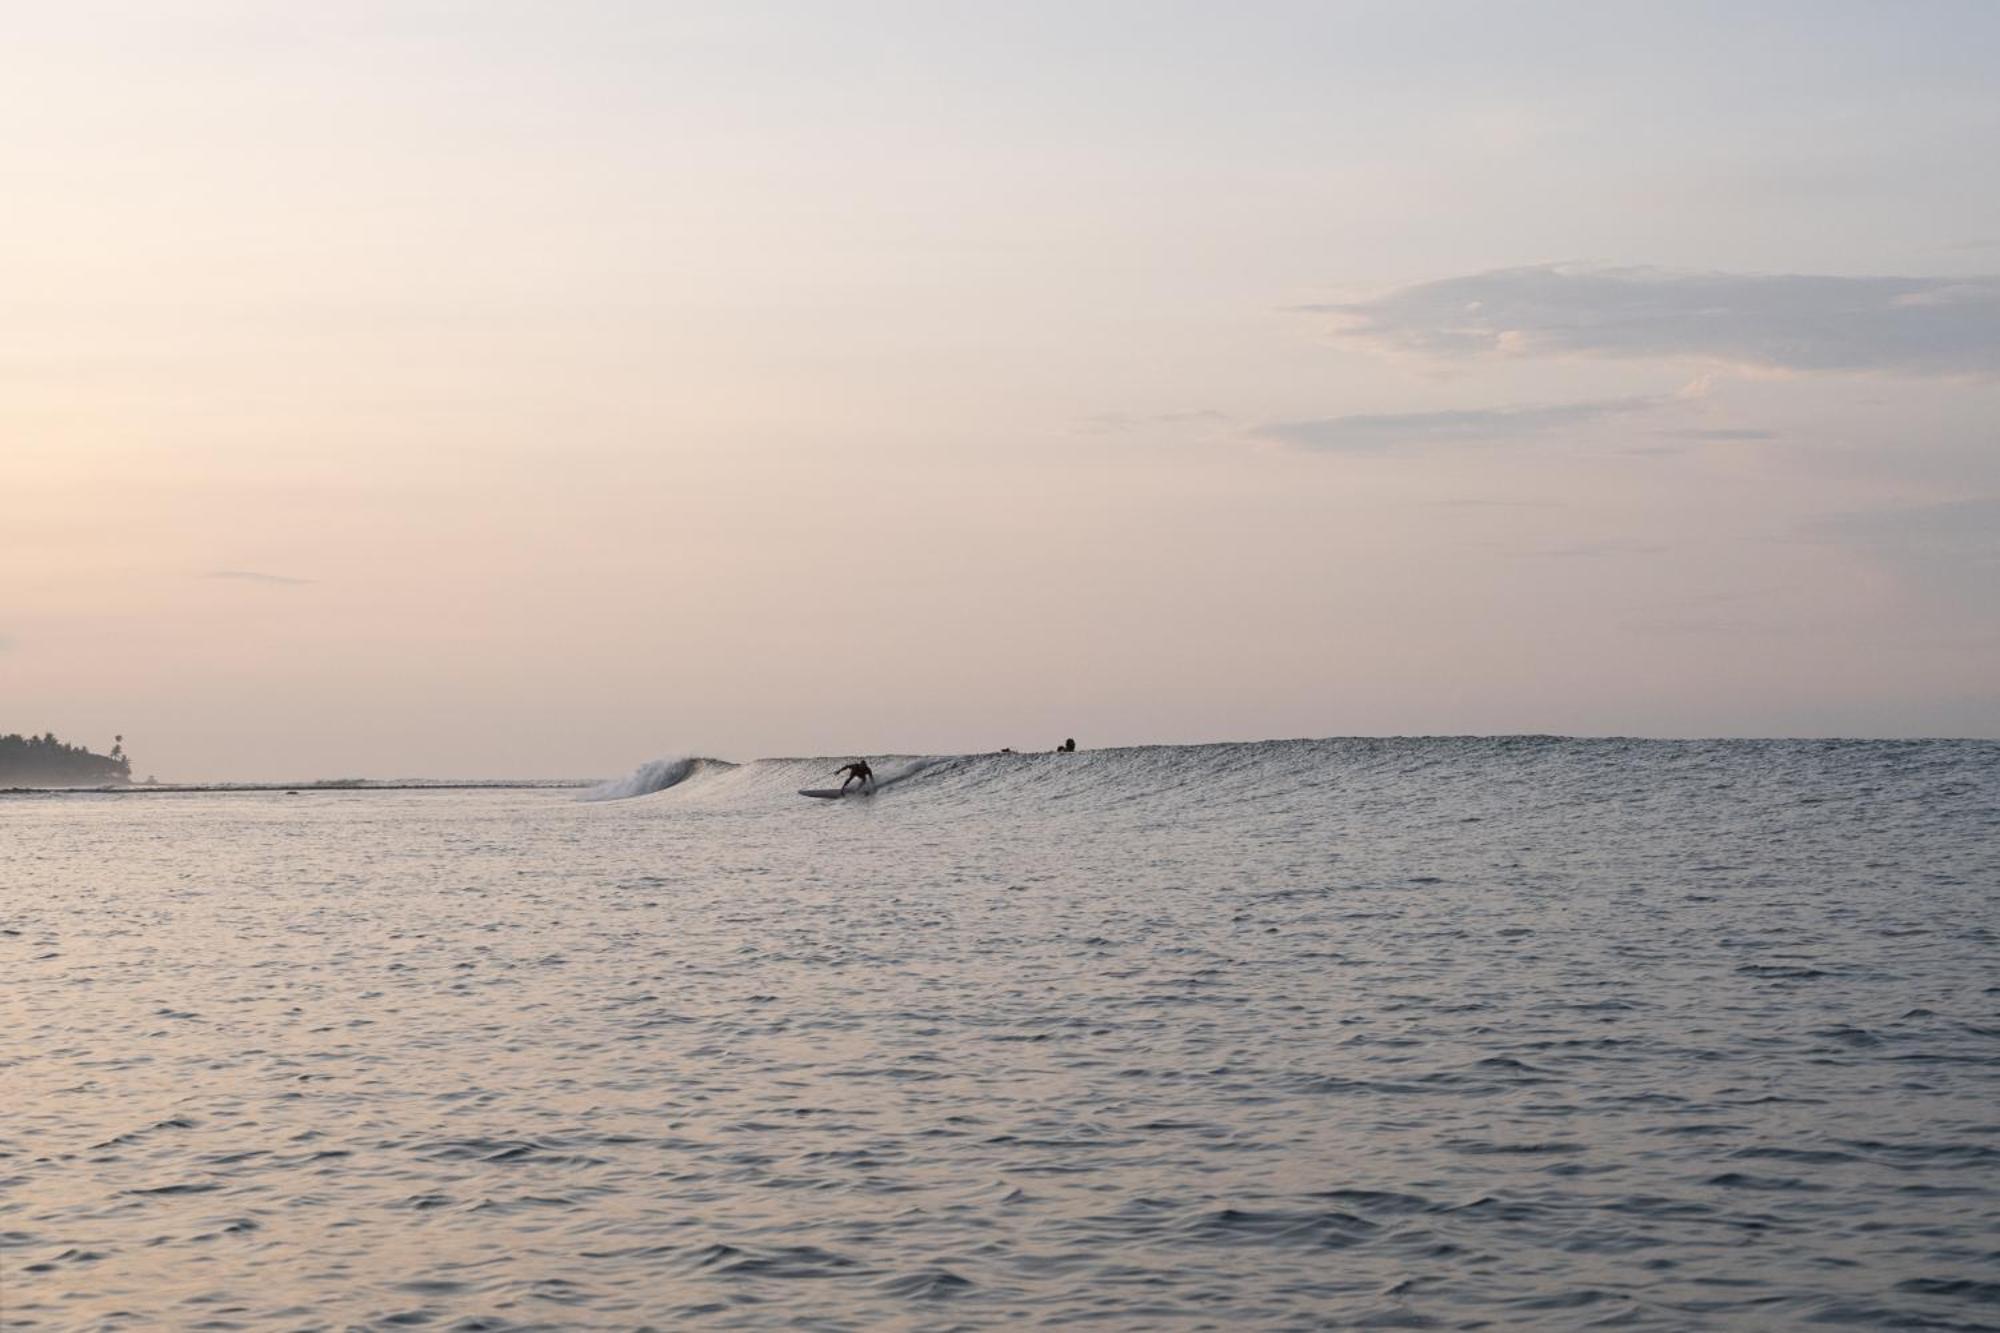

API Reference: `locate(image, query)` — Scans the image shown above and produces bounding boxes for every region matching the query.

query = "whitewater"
[4,737,1997,1329]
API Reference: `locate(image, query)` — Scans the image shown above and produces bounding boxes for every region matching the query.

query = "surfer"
[1056,738,1076,753]
[835,759,874,793]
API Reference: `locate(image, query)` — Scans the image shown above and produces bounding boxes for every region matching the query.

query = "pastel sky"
[6,1,1998,779]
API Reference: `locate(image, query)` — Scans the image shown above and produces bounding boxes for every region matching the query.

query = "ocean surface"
[4,738,1998,1331]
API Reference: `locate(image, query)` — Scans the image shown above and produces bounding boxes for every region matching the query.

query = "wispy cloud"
[1306,264,2000,376]
[204,569,313,586]
[1250,392,1666,453]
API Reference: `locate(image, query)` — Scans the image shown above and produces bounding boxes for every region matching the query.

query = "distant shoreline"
[1,781,595,796]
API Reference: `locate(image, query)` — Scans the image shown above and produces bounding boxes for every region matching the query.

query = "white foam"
[581,756,724,801]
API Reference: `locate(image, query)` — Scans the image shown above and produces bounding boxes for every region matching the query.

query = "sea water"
[3,738,1997,1330]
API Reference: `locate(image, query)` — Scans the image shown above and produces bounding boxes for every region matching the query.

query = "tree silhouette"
[0,732,135,786]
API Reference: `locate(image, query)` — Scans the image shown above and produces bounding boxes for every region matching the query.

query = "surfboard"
[799,781,878,798]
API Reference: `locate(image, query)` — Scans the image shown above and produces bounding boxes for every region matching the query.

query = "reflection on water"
[3,739,1997,1329]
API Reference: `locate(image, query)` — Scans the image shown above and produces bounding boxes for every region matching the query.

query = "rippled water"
[5,739,1998,1330]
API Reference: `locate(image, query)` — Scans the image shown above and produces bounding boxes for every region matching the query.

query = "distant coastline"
[1,779,592,796]
[0,732,134,788]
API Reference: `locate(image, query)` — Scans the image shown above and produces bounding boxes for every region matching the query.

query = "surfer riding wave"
[835,760,874,794]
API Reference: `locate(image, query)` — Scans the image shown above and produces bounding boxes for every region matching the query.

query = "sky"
[5,1,1999,779]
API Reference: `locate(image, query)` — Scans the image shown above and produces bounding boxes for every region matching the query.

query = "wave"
[580,737,2000,816]
[580,756,736,801]
[582,753,950,804]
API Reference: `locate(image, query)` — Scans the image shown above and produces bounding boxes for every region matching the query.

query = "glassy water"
[4,739,1997,1329]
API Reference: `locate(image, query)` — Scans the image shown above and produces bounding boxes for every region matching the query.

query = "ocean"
[4,738,1997,1330]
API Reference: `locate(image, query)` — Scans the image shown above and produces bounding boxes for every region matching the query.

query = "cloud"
[1250,392,1666,453]
[204,570,313,586]
[1307,265,2000,376]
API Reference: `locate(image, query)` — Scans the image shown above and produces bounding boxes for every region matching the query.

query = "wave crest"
[581,756,731,801]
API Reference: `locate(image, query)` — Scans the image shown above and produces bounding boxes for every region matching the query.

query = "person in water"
[1056,738,1076,753]
[835,759,874,793]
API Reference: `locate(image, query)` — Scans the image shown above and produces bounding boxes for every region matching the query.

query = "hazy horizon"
[7,2,1999,781]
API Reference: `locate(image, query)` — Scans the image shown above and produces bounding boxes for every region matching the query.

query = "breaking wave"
[580,756,734,801]
[581,736,2000,818]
